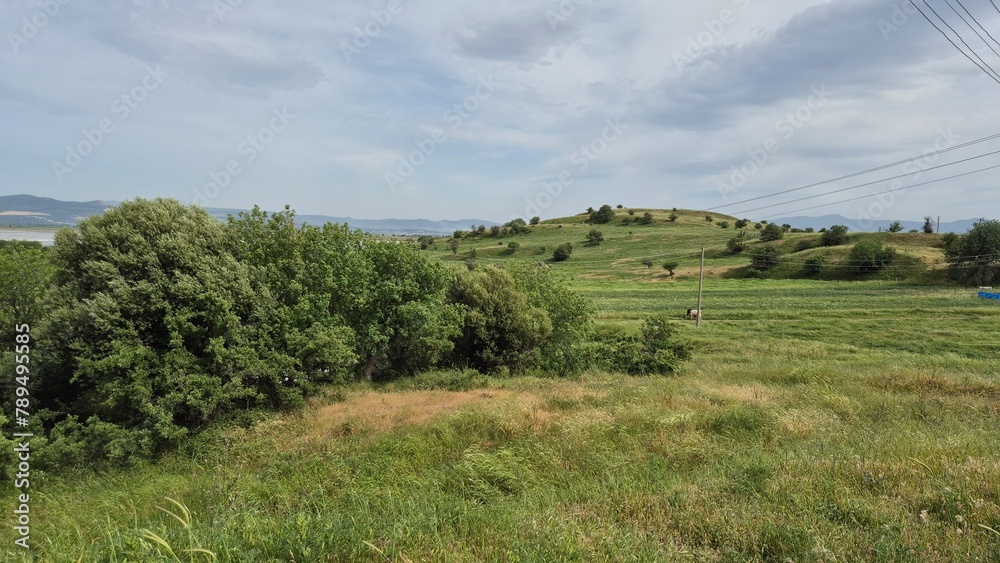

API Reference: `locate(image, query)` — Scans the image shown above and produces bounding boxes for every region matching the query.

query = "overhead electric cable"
[708,132,1000,211]
[952,0,1000,50]
[910,0,1000,84]
[755,162,1000,219]
[728,148,1000,215]
[944,0,1000,59]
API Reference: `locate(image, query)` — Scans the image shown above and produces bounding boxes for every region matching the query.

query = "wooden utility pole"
[937,216,941,234]
[697,246,705,328]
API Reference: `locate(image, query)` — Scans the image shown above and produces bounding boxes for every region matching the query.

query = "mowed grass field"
[4,211,1000,561]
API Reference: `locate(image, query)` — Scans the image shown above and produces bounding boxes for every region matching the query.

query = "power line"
[729,148,1000,216]
[757,161,1000,219]
[910,0,1000,84]
[708,132,1000,211]
[944,0,1000,59]
[952,0,1000,51]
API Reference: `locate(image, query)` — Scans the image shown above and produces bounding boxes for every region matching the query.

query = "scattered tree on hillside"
[637,212,654,225]
[586,230,604,246]
[923,216,935,234]
[719,221,730,229]
[616,204,624,209]
[735,219,749,229]
[705,215,714,222]
[760,222,784,242]
[552,242,573,262]
[888,221,903,233]
[804,255,827,275]
[529,216,540,226]
[663,261,679,277]
[782,223,792,233]
[727,231,748,253]
[820,225,849,246]
[849,239,896,273]
[448,238,460,254]
[589,204,616,224]
[749,245,781,270]
[944,219,1000,286]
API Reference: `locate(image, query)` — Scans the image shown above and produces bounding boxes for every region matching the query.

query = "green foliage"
[38,199,290,464]
[668,213,678,222]
[849,239,896,273]
[718,220,730,229]
[924,216,935,234]
[416,235,435,249]
[636,212,654,225]
[588,204,616,224]
[749,246,781,271]
[735,219,749,229]
[588,315,690,375]
[504,262,594,376]
[821,225,849,246]
[552,242,573,262]
[804,255,827,275]
[585,230,604,246]
[662,261,679,276]
[529,216,540,226]
[888,221,904,233]
[628,209,636,216]
[507,241,520,250]
[944,219,1000,286]
[448,238,460,254]
[705,215,714,222]
[726,233,747,254]
[0,243,53,335]
[446,267,553,374]
[759,222,784,242]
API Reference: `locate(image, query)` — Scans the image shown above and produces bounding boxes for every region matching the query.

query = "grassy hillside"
[4,209,999,561]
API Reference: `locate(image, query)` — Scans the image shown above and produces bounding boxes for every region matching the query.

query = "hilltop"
[0,195,498,236]
[420,207,953,285]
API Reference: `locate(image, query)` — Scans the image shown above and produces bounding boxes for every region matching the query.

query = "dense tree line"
[0,199,690,468]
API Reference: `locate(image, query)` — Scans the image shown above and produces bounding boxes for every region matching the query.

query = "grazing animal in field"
[686,308,701,321]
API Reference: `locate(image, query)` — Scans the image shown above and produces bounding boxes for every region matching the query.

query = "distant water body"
[0,230,56,246]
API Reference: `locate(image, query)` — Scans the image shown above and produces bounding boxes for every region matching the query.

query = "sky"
[2,0,1000,224]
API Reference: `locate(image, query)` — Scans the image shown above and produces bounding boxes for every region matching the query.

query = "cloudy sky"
[2,0,999,223]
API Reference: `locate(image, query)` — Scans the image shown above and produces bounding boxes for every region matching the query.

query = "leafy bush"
[588,205,615,224]
[888,221,903,233]
[552,242,573,262]
[586,230,604,246]
[804,255,827,274]
[447,267,552,374]
[589,315,691,375]
[760,223,784,242]
[749,246,781,270]
[719,221,730,229]
[944,219,1000,285]
[705,215,714,222]
[636,212,654,225]
[821,225,849,246]
[849,239,896,273]
[735,219,750,229]
[508,241,520,250]
[663,261,679,276]
[727,235,747,254]
[669,213,679,222]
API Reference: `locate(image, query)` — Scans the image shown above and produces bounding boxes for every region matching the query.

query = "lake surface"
[0,229,57,246]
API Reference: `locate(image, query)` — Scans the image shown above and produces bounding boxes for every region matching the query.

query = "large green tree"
[945,219,1000,286]
[38,199,295,463]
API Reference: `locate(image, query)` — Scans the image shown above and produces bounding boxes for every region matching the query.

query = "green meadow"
[3,209,999,561]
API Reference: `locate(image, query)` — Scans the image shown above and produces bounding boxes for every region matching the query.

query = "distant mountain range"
[0,195,498,236]
[770,214,979,234]
[0,195,981,236]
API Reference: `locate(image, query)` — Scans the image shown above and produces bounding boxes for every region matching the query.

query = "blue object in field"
[979,292,1000,300]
